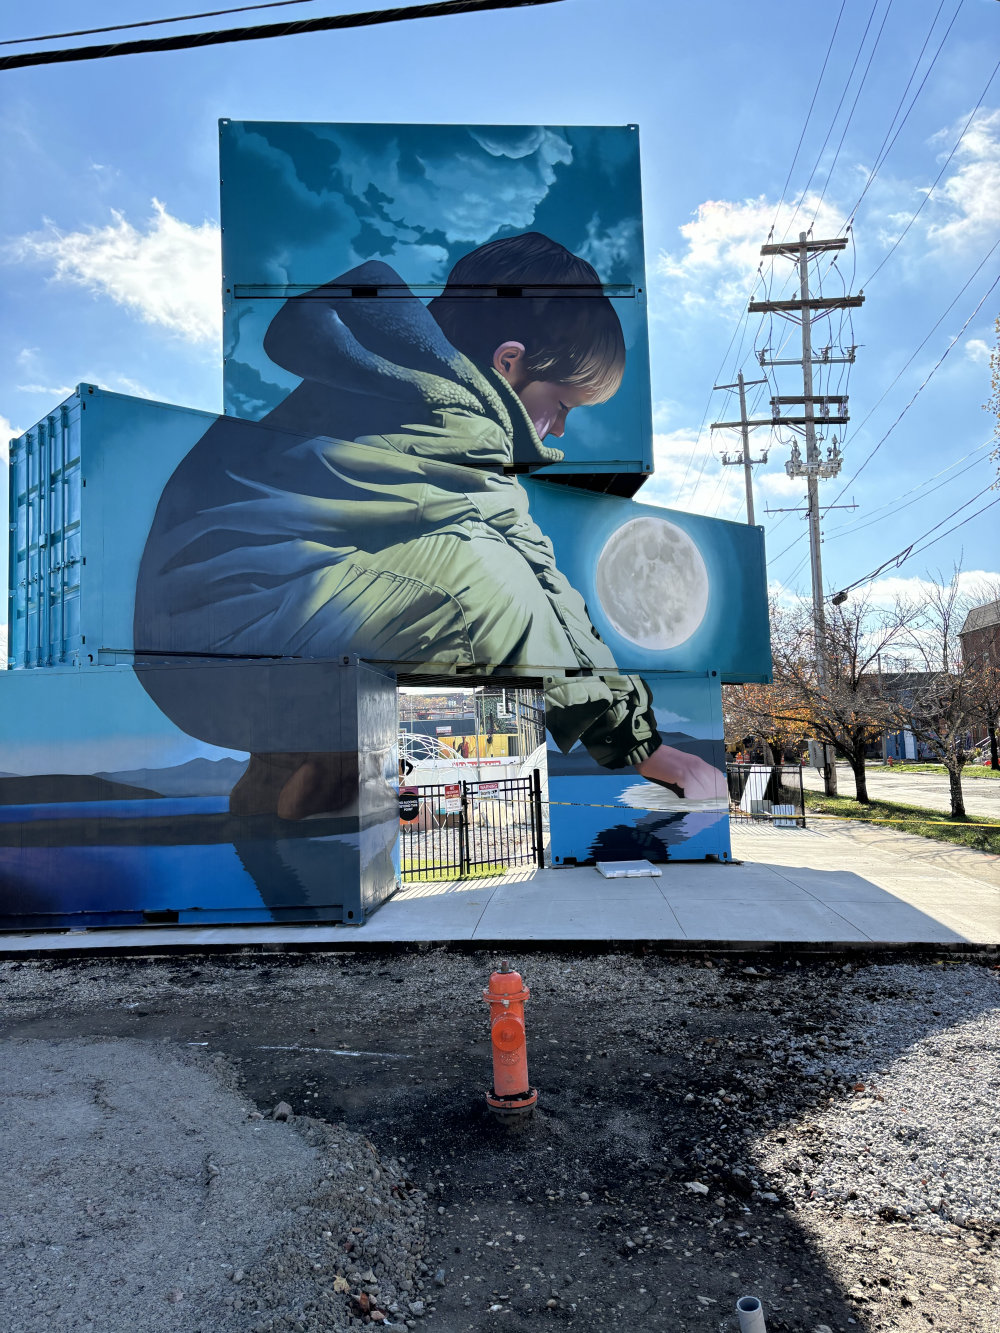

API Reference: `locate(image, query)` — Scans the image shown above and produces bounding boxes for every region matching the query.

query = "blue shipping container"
[0,659,399,930]
[7,385,216,668]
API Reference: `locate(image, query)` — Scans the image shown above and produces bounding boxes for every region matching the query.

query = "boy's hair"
[427,232,625,402]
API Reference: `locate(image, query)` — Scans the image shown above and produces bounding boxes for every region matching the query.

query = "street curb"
[1,933,998,962]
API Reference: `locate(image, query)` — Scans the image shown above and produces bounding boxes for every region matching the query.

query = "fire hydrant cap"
[485,968,529,999]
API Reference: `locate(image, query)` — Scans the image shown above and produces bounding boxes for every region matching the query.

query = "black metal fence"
[399,771,544,881]
[726,763,806,827]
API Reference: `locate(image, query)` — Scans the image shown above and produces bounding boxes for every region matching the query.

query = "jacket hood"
[262,259,564,466]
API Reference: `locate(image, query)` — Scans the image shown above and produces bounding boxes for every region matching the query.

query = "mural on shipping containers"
[218,121,653,484]
[1,121,771,930]
[546,672,729,865]
[132,122,766,850]
[0,661,397,930]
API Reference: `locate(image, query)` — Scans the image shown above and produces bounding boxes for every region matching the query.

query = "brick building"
[958,598,1000,766]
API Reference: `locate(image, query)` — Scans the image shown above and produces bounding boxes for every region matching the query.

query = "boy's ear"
[492,341,527,384]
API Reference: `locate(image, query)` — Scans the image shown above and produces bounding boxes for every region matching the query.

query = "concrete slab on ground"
[2,818,998,953]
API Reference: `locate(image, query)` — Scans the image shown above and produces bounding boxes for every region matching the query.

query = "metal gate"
[727,763,806,827]
[400,771,544,882]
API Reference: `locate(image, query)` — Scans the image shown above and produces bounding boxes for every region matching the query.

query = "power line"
[825,446,991,539]
[769,243,997,575]
[678,1,851,509]
[780,0,885,241]
[861,52,1000,286]
[844,0,963,225]
[679,0,849,504]
[0,0,322,46]
[830,485,1000,600]
[674,268,764,501]
[831,244,1000,500]
[771,0,849,239]
[0,0,562,70]
[824,439,993,535]
[804,0,899,229]
[770,526,810,565]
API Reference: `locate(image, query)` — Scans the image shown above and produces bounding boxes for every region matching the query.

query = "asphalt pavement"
[801,764,1000,818]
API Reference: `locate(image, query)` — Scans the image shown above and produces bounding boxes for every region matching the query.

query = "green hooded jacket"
[134,261,660,769]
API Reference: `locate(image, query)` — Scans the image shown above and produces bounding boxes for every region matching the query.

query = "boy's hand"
[635,746,727,800]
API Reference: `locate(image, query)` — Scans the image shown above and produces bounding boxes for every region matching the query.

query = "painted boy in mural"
[134,232,723,816]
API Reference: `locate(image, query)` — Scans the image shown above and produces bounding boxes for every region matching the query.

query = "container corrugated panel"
[7,397,83,667]
[7,386,217,669]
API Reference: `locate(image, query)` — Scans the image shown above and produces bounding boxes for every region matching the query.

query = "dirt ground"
[1,946,998,1332]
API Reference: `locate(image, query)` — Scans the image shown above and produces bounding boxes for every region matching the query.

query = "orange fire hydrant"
[483,960,538,1119]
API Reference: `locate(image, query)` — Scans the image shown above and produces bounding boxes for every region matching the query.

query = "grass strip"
[868,762,999,780]
[401,861,508,882]
[803,789,1000,855]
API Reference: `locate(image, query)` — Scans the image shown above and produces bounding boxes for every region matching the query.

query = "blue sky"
[2,0,998,637]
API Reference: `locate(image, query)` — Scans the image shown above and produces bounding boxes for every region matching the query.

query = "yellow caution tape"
[541,798,1000,829]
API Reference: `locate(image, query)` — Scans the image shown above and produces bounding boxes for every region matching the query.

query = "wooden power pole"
[750,232,865,796]
[711,371,770,525]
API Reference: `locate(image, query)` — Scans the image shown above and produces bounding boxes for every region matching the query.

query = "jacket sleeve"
[495,489,662,769]
[544,671,661,769]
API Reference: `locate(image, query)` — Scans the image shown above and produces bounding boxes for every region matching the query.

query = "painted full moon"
[595,517,709,650]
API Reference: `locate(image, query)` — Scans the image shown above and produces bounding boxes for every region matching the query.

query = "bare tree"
[723,602,811,763]
[893,570,992,818]
[770,592,910,803]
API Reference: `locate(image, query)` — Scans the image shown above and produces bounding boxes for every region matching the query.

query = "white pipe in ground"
[736,1295,767,1333]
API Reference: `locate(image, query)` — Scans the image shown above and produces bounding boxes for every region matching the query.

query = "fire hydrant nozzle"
[483,963,538,1119]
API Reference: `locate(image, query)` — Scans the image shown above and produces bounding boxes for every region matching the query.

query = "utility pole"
[877,651,888,765]
[710,371,769,525]
[750,232,864,796]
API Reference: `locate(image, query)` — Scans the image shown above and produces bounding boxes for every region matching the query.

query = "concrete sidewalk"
[2,820,998,953]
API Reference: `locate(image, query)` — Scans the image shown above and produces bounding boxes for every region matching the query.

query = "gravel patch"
[2,951,999,1331]
[756,1017,998,1231]
[0,1039,426,1332]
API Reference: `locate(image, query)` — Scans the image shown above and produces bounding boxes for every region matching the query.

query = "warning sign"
[444,782,462,814]
[477,782,499,795]
[398,787,420,823]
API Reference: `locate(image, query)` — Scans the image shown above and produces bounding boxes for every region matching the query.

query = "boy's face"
[492,341,601,440]
[515,378,601,440]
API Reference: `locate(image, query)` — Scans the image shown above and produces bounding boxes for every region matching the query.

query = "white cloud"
[102,374,158,400]
[869,569,1000,604]
[577,214,642,279]
[651,398,682,429]
[655,192,846,314]
[641,427,809,525]
[927,108,1000,248]
[15,382,74,397]
[757,469,809,500]
[964,337,992,366]
[9,200,221,344]
[0,413,21,462]
[642,428,745,519]
[766,570,1000,625]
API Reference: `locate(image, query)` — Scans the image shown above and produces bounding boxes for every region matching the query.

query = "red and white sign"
[444,782,462,814]
[477,782,499,795]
